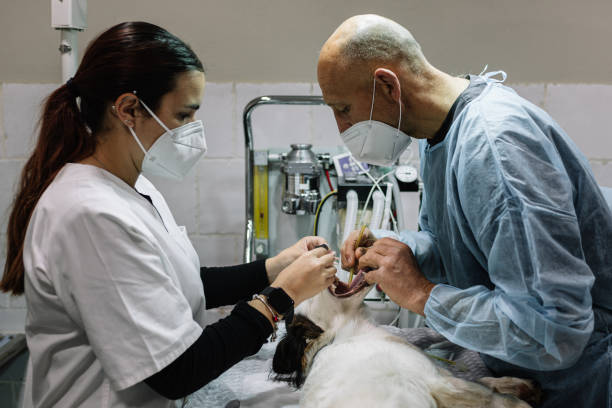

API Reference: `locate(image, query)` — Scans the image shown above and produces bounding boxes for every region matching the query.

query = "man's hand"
[340,227,377,270]
[357,238,435,316]
[265,236,328,283]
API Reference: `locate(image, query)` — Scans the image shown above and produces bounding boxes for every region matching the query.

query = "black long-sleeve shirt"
[144,260,273,399]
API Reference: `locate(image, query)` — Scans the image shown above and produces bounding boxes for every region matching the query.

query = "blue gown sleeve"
[371,140,446,284]
[424,109,595,371]
[373,192,447,285]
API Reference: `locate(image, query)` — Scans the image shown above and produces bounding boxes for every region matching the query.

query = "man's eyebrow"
[185,103,200,110]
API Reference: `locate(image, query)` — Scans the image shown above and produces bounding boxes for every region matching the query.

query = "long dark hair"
[1,22,203,294]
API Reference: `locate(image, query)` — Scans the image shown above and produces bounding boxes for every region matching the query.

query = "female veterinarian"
[0,22,336,407]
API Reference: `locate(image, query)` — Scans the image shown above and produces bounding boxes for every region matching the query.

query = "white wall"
[1,80,611,332]
[2,0,612,84]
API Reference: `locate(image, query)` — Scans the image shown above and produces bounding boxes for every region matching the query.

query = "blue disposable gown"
[377,77,612,405]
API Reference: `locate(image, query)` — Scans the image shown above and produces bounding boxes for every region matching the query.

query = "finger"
[323,265,337,278]
[361,227,373,242]
[364,268,381,285]
[355,247,368,259]
[341,235,356,266]
[313,243,329,251]
[305,236,328,250]
[341,250,355,270]
[357,251,385,271]
[318,252,336,266]
[362,237,377,248]
[309,247,331,257]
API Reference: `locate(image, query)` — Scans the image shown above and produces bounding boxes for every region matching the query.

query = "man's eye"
[340,106,350,114]
[178,112,190,120]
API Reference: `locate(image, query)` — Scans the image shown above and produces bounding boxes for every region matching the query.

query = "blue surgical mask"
[339,76,411,166]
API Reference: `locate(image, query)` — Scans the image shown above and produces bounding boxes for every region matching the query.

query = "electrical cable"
[313,190,337,236]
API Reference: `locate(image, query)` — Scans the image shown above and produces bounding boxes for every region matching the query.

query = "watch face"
[263,287,294,315]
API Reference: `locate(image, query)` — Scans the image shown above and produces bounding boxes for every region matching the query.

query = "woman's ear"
[272,314,323,389]
[113,92,140,128]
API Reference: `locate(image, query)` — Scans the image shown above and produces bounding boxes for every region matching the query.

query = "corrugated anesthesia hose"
[381,182,393,230]
[369,190,385,230]
[391,176,406,231]
[342,190,358,242]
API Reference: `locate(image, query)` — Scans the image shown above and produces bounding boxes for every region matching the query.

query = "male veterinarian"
[321,14,612,408]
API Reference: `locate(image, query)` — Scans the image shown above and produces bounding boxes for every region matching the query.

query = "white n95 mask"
[128,98,207,181]
[339,76,411,166]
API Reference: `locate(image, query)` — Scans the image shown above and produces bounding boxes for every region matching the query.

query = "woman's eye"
[341,106,350,114]
[178,112,191,121]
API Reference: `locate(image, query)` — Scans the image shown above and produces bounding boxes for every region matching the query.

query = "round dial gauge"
[395,165,418,183]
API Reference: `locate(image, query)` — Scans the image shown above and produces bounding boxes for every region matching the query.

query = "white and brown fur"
[272,287,540,408]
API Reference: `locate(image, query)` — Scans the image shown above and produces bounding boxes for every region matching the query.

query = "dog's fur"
[272,287,539,408]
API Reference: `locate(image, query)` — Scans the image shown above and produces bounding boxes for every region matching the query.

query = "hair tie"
[65,77,79,97]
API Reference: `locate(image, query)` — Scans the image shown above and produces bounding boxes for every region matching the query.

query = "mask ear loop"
[136,94,173,134]
[369,74,403,162]
[370,75,402,128]
[391,77,403,160]
[122,92,149,156]
[396,83,402,136]
[369,77,376,121]
[128,126,148,156]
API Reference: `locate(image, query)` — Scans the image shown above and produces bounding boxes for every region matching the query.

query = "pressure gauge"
[395,165,418,183]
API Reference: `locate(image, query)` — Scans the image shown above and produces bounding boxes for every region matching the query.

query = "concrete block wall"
[0,81,611,333]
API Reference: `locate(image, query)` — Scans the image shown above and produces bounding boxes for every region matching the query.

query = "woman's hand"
[271,246,337,306]
[265,236,328,283]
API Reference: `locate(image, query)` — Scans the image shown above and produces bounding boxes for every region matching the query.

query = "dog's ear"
[272,314,323,388]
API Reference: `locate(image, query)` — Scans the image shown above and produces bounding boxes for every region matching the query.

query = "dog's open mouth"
[329,271,370,298]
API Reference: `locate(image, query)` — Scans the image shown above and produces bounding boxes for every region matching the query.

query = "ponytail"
[1,83,94,295]
[1,21,203,295]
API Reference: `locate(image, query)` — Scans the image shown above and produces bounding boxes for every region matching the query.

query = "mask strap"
[128,126,148,155]
[369,77,376,121]
[370,76,402,131]
[397,84,402,135]
[137,96,173,134]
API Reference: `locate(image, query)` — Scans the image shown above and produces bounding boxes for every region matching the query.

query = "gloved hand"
[271,246,336,306]
[265,236,328,283]
[340,227,377,270]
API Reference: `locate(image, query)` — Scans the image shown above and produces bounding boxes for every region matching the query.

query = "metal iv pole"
[51,0,88,82]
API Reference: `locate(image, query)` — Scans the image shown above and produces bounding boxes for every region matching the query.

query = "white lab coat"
[22,163,206,407]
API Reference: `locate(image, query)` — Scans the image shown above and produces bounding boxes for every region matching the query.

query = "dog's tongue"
[330,271,368,297]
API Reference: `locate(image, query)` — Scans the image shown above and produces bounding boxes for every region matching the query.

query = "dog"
[272,271,540,408]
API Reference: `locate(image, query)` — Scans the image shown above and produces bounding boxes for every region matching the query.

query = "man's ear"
[374,68,401,105]
[272,314,324,389]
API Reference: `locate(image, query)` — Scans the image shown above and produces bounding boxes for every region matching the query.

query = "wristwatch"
[260,286,295,324]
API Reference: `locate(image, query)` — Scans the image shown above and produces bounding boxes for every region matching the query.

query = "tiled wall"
[1,81,611,333]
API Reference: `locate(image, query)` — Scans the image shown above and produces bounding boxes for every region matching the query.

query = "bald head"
[320,14,427,76]
[318,15,462,139]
